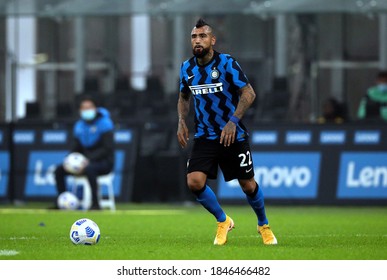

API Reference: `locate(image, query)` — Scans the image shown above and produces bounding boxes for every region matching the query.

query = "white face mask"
[377,83,387,92]
[80,109,97,121]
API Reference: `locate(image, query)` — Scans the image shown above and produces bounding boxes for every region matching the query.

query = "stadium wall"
[0,122,387,205]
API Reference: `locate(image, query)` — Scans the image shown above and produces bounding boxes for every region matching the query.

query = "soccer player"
[177,19,277,245]
[54,97,114,210]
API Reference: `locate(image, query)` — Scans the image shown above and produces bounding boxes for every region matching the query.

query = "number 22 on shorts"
[238,151,252,167]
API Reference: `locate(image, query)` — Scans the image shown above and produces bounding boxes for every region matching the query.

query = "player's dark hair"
[377,70,387,80]
[195,18,211,29]
[79,95,98,107]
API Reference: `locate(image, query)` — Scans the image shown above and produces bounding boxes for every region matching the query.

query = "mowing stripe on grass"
[284,234,387,238]
[0,209,52,214]
[115,210,188,216]
[0,250,19,256]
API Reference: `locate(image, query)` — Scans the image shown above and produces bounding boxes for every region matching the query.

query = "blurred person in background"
[53,96,114,210]
[317,97,346,124]
[357,71,387,122]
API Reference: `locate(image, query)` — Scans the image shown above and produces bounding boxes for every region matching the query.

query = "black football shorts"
[187,138,255,182]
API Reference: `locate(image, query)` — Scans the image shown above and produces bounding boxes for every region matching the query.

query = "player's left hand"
[220,121,236,147]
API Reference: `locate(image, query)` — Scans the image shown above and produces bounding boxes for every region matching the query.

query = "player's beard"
[192,46,210,58]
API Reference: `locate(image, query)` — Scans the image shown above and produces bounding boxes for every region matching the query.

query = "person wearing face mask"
[53,96,114,210]
[358,71,387,121]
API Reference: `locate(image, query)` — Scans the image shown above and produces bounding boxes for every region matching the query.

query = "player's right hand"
[177,119,189,148]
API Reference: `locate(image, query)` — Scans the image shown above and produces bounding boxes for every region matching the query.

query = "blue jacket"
[72,108,114,165]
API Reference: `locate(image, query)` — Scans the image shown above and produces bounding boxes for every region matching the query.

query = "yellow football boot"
[258,224,277,245]
[213,216,235,245]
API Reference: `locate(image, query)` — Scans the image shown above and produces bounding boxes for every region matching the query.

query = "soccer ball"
[57,191,80,210]
[69,218,100,245]
[63,152,88,175]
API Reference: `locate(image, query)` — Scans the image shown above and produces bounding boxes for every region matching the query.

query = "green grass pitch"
[0,203,386,260]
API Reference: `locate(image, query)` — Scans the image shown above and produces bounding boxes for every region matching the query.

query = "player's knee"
[187,174,205,192]
[239,179,257,195]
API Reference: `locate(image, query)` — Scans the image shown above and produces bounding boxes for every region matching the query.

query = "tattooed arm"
[220,84,256,146]
[177,91,191,148]
[233,84,256,119]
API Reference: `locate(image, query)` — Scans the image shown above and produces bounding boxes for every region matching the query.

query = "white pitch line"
[233,234,387,238]
[0,250,19,256]
[0,237,38,240]
[0,208,188,215]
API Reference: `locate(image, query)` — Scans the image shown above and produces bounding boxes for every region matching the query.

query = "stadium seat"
[25,102,41,119]
[72,173,116,211]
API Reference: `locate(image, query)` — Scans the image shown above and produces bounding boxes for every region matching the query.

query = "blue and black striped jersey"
[180,51,250,141]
